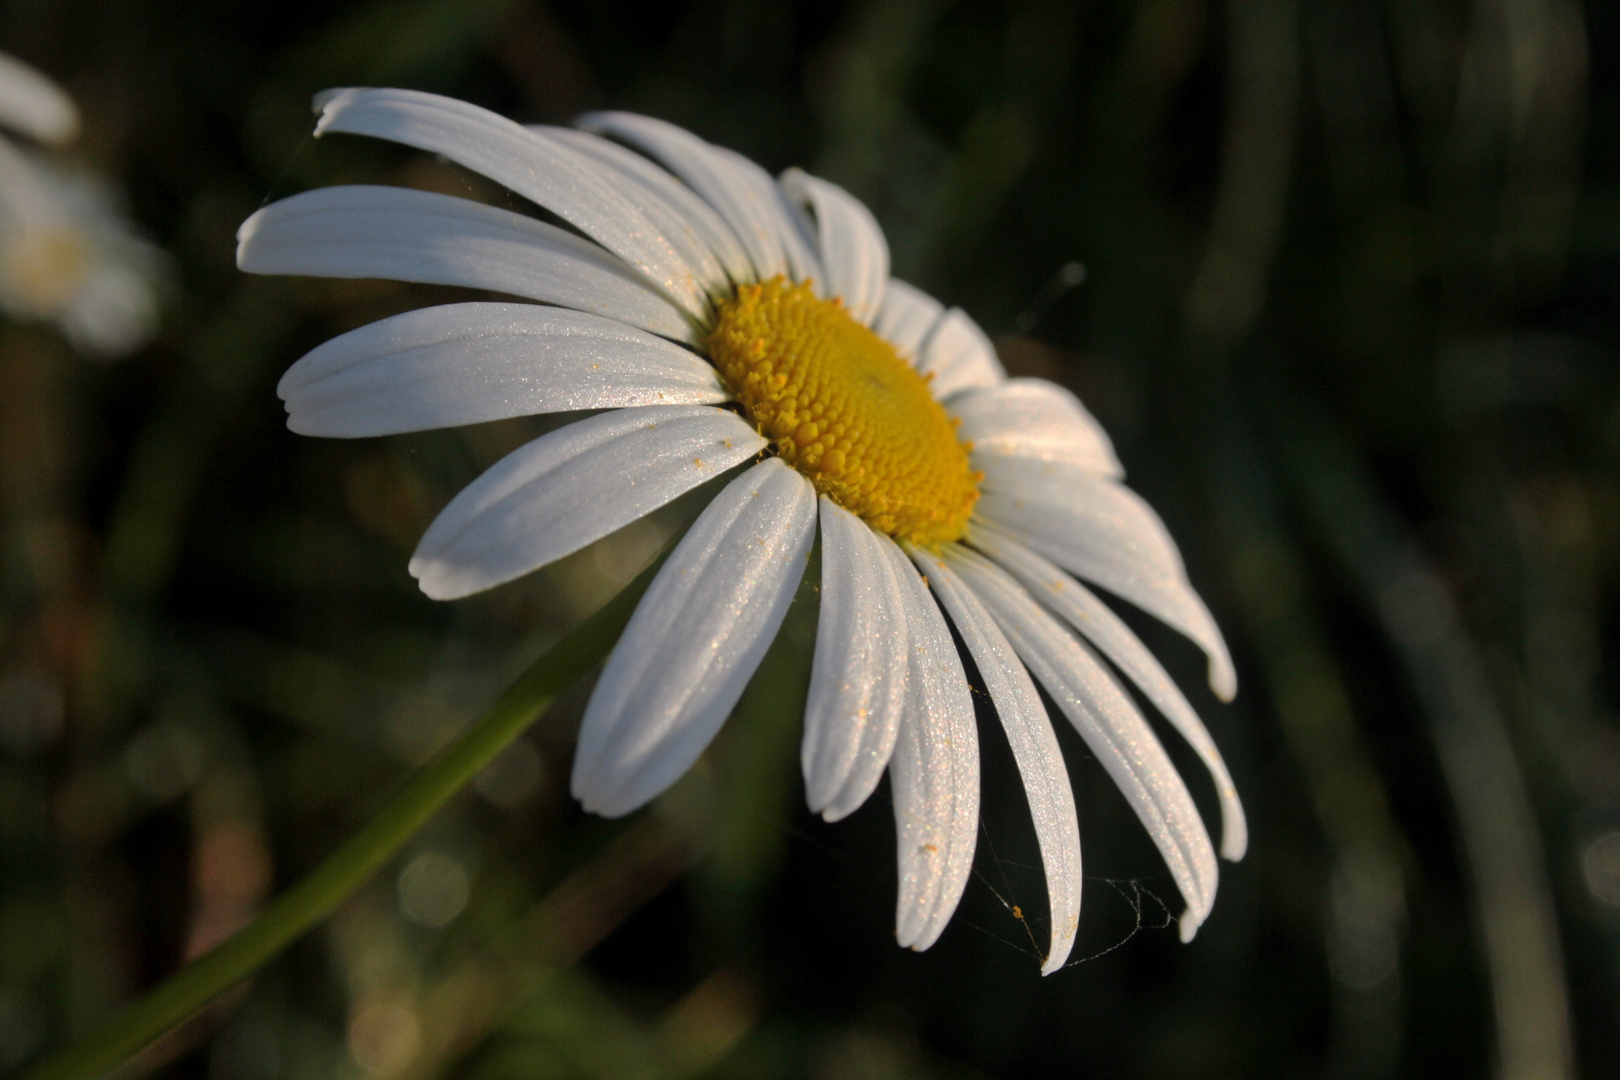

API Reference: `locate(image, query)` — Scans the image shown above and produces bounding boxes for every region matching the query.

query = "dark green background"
[1,0,1616,1076]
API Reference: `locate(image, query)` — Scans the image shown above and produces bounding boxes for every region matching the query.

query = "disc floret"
[706,277,980,547]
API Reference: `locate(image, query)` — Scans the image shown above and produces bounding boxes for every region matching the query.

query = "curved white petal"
[918,307,1006,400]
[571,459,816,817]
[278,302,728,437]
[0,52,78,144]
[945,546,1218,940]
[953,378,1122,478]
[778,168,888,324]
[971,526,1246,861]
[237,185,694,342]
[802,499,910,821]
[888,553,979,952]
[709,142,824,288]
[909,545,1082,974]
[973,462,1237,701]
[873,278,943,360]
[577,112,822,287]
[541,125,752,290]
[314,88,709,318]
[979,456,1184,572]
[410,405,763,599]
[534,124,732,297]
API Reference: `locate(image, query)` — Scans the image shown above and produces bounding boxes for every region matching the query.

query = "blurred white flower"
[239,89,1246,972]
[0,52,78,146]
[0,51,165,357]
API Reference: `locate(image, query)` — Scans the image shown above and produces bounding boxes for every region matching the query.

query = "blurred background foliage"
[0,0,1617,1077]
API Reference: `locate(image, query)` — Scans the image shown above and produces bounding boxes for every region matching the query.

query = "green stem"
[27,565,660,1080]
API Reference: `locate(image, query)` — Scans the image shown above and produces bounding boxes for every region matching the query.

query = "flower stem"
[26,565,659,1080]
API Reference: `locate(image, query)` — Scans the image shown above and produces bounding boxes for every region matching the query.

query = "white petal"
[0,52,78,144]
[953,378,1123,478]
[802,500,910,821]
[778,168,889,324]
[0,137,61,226]
[538,125,738,298]
[978,457,1183,572]
[973,463,1237,701]
[971,526,1246,861]
[59,260,160,358]
[314,88,710,319]
[540,125,754,291]
[709,141,824,288]
[945,546,1218,940]
[278,302,728,437]
[909,545,1082,974]
[237,185,694,342]
[577,112,822,287]
[873,278,943,360]
[918,307,1006,400]
[571,459,816,817]
[410,405,764,599]
[888,554,979,952]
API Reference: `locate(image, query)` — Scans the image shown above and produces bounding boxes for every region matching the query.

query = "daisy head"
[238,88,1245,974]
[0,51,166,358]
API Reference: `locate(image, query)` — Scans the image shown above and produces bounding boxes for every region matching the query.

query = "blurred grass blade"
[1184,0,1300,344]
[1266,389,1574,1080]
[1207,414,1409,1076]
[23,555,665,1080]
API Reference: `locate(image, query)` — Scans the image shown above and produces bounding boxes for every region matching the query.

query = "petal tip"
[818,795,863,824]
[283,404,326,433]
[904,918,949,953]
[412,562,483,601]
[801,778,832,818]
[234,212,260,263]
[1220,817,1249,863]
[569,769,638,820]
[311,86,358,121]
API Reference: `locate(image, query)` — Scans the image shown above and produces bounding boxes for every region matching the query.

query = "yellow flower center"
[707,277,980,547]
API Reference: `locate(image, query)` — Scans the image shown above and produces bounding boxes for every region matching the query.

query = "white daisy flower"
[237,88,1246,974]
[0,51,166,358]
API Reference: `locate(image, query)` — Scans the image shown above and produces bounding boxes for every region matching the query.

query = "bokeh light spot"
[346,999,420,1076]
[397,851,470,928]
[473,737,545,809]
[124,721,204,802]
